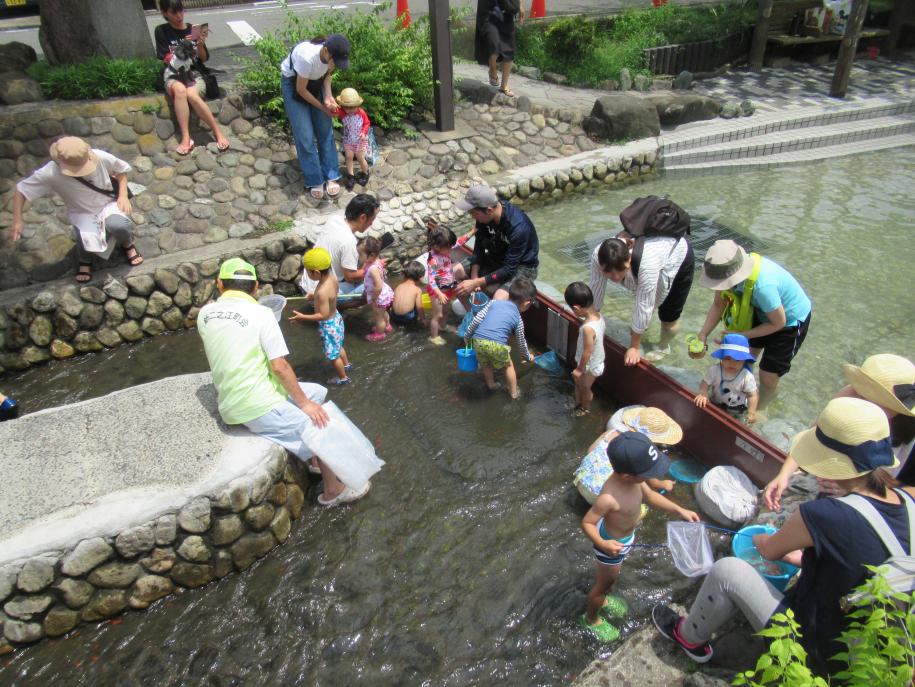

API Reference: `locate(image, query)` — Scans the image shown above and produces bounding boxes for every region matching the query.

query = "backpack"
[620,196,690,278]
[838,488,915,609]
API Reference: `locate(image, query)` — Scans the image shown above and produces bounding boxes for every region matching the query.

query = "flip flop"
[325,179,341,198]
[308,186,325,201]
[75,263,92,283]
[488,75,499,87]
[176,140,195,156]
[579,615,620,643]
[499,87,516,98]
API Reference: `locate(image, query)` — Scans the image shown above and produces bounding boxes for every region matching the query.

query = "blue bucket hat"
[712,333,756,362]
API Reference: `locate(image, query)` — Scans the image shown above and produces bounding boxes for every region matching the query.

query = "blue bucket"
[470,291,489,315]
[668,458,707,484]
[456,346,478,372]
[732,524,799,591]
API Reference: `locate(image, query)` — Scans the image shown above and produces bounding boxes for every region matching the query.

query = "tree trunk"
[39,0,154,65]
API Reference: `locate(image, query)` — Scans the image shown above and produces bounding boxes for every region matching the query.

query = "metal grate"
[554,217,765,269]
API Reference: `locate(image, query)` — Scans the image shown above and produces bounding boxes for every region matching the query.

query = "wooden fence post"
[749,0,774,72]
[830,0,870,98]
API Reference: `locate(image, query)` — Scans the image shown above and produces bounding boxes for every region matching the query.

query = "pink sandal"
[365,332,386,343]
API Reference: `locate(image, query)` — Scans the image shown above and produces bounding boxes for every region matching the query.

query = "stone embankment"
[0,373,308,652]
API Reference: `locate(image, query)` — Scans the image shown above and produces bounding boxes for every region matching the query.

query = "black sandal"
[125,245,144,267]
[75,262,92,283]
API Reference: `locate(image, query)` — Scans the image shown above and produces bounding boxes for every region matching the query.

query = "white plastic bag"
[667,521,714,577]
[694,466,758,530]
[300,401,385,490]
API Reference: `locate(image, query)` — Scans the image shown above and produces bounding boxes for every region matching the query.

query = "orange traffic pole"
[529,0,545,19]
[396,0,411,27]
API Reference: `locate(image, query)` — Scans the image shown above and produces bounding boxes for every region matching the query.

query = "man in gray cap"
[695,239,812,409]
[453,183,539,301]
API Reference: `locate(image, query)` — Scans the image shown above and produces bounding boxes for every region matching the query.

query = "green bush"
[543,16,601,63]
[27,57,161,100]
[239,4,434,130]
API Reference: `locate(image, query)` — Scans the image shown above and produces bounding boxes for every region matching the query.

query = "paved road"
[0,0,713,58]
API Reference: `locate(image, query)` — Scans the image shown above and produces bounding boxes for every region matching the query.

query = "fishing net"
[533,350,565,375]
[666,521,715,578]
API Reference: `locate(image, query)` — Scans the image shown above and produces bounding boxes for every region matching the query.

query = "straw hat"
[336,87,363,108]
[620,406,683,445]
[699,240,754,290]
[842,354,915,418]
[303,247,332,271]
[49,137,98,177]
[789,397,898,480]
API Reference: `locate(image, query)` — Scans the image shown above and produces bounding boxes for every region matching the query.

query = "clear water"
[0,313,703,686]
[530,148,915,438]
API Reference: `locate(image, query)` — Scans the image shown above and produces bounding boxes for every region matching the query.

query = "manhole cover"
[555,218,765,268]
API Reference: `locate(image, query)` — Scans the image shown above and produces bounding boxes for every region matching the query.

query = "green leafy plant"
[733,567,915,686]
[27,57,161,100]
[141,103,159,115]
[267,218,294,233]
[239,2,434,131]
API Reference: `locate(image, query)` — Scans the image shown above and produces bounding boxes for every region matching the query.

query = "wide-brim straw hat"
[336,87,363,108]
[620,406,683,445]
[699,239,755,290]
[842,354,915,418]
[49,136,98,177]
[789,397,898,480]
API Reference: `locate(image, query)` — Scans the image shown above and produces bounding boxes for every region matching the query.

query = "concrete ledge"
[0,373,307,649]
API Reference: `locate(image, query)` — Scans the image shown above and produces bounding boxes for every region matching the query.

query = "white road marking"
[226,20,262,45]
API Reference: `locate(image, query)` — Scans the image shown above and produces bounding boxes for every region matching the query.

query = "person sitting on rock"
[10,136,143,283]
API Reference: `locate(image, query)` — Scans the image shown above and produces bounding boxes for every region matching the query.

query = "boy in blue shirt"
[464,278,536,399]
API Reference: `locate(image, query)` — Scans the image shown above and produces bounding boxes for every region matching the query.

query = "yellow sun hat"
[620,406,683,445]
[789,397,898,480]
[302,247,332,271]
[842,354,915,418]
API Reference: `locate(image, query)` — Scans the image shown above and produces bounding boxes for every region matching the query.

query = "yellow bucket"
[421,293,432,314]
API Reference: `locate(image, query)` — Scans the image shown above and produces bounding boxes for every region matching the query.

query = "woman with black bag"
[154,0,230,155]
[475,0,524,97]
[280,34,351,202]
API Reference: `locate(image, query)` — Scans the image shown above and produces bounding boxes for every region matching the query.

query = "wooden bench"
[764,0,890,47]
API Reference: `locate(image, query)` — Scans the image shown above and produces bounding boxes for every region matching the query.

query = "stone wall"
[0,455,304,650]
[0,142,658,377]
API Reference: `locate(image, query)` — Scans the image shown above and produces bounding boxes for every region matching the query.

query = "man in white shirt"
[301,193,380,296]
[10,137,143,283]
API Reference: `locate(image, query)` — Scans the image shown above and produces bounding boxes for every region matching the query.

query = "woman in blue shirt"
[696,240,812,409]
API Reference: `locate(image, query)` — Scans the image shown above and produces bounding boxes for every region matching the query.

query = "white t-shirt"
[17,149,131,220]
[300,215,360,295]
[703,364,758,408]
[197,291,290,425]
[280,40,329,80]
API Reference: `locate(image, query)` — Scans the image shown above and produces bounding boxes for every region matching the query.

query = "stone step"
[663,133,915,174]
[662,114,915,166]
[660,98,914,155]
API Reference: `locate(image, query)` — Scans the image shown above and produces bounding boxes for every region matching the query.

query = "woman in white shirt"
[280,34,351,202]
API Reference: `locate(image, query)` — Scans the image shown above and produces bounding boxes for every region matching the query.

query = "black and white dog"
[167,39,198,86]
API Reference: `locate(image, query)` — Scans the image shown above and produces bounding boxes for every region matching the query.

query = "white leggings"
[680,557,784,645]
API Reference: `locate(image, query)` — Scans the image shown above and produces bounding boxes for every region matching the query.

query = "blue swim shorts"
[318,311,345,361]
[592,521,636,566]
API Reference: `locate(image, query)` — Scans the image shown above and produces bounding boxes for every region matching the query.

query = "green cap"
[218,257,257,282]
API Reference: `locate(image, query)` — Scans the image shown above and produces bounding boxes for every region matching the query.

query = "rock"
[153,268,181,295]
[79,286,106,304]
[145,291,173,317]
[139,547,176,574]
[455,78,496,105]
[176,263,200,284]
[128,575,174,609]
[0,73,43,106]
[619,68,632,91]
[583,95,660,141]
[72,331,103,353]
[60,538,113,576]
[178,497,211,533]
[116,320,144,343]
[0,41,37,72]
[78,303,104,329]
[720,101,741,119]
[54,579,94,609]
[517,65,542,80]
[126,274,155,296]
[28,316,52,347]
[230,531,276,571]
[30,291,56,313]
[213,550,233,579]
[740,99,755,116]
[43,606,79,637]
[4,595,52,619]
[141,317,165,336]
[169,562,214,589]
[124,296,148,320]
[21,346,49,365]
[645,94,721,126]
[49,339,75,358]
[57,288,85,317]
[102,277,129,300]
[244,503,275,532]
[270,507,291,543]
[0,570,15,601]
[3,619,42,644]
[177,536,211,563]
[80,589,128,621]
[286,484,305,519]
[229,222,254,238]
[634,74,650,91]
[87,562,142,589]
[103,300,125,324]
[16,559,54,593]
[673,70,694,90]
[115,524,156,558]
[161,307,184,331]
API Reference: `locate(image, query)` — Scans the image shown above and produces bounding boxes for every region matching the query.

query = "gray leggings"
[680,557,784,645]
[75,214,134,263]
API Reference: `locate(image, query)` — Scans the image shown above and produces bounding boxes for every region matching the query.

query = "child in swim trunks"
[391,261,426,327]
[565,282,606,417]
[289,248,351,386]
[362,236,394,342]
[427,227,460,345]
[694,333,759,423]
[464,278,536,400]
[581,432,699,643]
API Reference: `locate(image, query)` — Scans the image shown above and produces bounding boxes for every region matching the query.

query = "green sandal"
[601,594,629,619]
[579,614,620,643]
